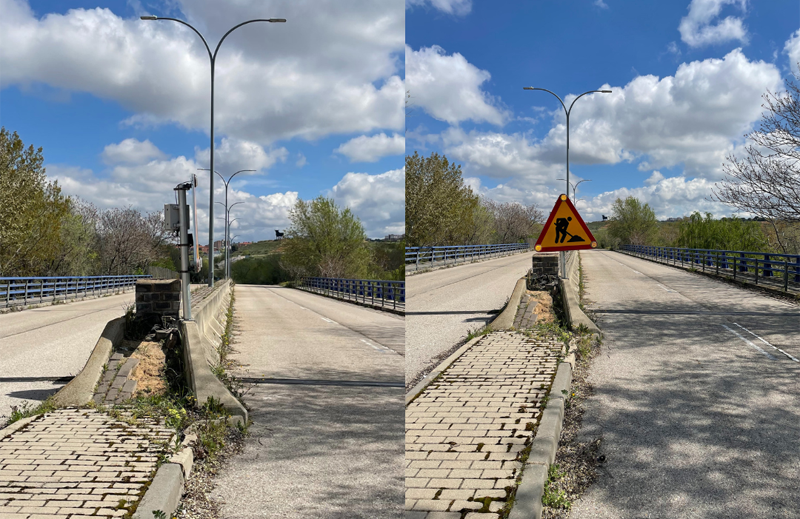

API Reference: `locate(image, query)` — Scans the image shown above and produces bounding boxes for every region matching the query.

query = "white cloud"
[329,168,405,237]
[645,171,665,185]
[101,138,167,165]
[678,0,748,48]
[786,30,800,75]
[405,45,509,125]
[295,153,307,168]
[194,137,288,174]
[594,0,609,9]
[335,133,404,162]
[0,0,404,144]
[406,0,471,16]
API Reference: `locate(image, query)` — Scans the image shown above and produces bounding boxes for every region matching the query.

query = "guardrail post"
[795,257,800,284]
[763,254,773,277]
[754,257,759,285]
[784,261,789,292]
[739,253,747,273]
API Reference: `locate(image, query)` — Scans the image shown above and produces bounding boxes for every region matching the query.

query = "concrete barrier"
[180,280,247,425]
[52,317,125,406]
[559,251,601,336]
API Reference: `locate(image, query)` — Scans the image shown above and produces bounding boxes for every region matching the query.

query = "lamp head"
[600,90,612,93]
[140,15,157,20]
[268,18,287,22]
[523,87,536,90]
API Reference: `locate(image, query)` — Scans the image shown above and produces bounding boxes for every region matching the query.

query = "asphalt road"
[572,250,800,519]
[0,292,134,422]
[405,251,533,386]
[210,285,405,519]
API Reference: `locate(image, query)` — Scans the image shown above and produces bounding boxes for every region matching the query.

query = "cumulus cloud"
[405,45,509,125]
[329,168,405,237]
[594,0,609,9]
[335,133,404,162]
[678,0,748,48]
[443,49,780,180]
[0,0,404,144]
[645,171,665,185]
[194,137,288,174]
[406,0,471,16]
[786,30,800,75]
[101,138,167,165]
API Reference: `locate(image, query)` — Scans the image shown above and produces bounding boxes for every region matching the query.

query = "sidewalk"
[405,329,563,518]
[0,408,173,518]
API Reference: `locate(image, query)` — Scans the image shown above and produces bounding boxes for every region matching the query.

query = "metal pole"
[176,183,193,320]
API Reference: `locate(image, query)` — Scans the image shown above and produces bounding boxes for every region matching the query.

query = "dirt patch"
[527,290,556,323]
[126,340,167,397]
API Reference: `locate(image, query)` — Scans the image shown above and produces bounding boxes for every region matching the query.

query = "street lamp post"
[141,15,285,287]
[524,87,611,278]
[214,200,245,279]
[557,178,592,205]
[200,168,254,279]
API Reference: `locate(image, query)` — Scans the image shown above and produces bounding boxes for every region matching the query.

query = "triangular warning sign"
[534,194,597,252]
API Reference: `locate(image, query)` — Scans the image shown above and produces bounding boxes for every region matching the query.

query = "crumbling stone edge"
[132,432,197,519]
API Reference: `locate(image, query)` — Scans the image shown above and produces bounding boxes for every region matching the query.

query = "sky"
[0,0,405,241]
[406,0,800,222]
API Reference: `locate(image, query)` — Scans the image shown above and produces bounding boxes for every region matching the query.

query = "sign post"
[534,194,597,279]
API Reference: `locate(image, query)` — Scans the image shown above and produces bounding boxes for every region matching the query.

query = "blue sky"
[0,0,405,240]
[406,0,800,221]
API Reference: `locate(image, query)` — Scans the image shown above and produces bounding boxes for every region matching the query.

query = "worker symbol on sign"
[554,216,585,243]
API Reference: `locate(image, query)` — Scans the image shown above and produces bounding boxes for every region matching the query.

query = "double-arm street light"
[557,178,592,205]
[524,86,611,279]
[141,15,285,287]
[523,87,611,200]
[199,168,254,280]
[215,200,245,279]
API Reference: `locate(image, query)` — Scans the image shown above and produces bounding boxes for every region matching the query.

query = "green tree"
[281,196,371,279]
[0,128,71,276]
[406,151,482,246]
[608,197,658,246]
[676,212,770,251]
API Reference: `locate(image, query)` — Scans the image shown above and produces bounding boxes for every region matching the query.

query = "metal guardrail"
[0,275,151,308]
[298,277,405,312]
[622,245,800,292]
[405,243,530,270]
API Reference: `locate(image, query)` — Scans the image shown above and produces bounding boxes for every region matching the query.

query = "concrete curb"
[508,355,574,519]
[405,249,531,277]
[132,433,197,519]
[559,251,602,337]
[132,463,184,519]
[491,277,527,330]
[52,317,125,406]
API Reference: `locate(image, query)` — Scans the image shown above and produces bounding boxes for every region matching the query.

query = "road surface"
[0,292,134,422]
[572,250,800,519]
[405,252,533,387]
[210,285,405,518]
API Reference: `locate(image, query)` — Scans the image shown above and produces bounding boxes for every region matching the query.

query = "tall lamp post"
[524,87,611,278]
[200,168,254,279]
[141,15,285,287]
[215,200,245,279]
[557,178,592,205]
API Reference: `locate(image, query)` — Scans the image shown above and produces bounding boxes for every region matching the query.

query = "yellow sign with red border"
[534,194,597,252]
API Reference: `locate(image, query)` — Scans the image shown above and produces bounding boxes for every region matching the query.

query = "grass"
[542,463,572,509]
[465,324,493,342]
[2,397,58,428]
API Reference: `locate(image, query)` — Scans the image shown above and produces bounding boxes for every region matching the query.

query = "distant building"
[384,234,405,242]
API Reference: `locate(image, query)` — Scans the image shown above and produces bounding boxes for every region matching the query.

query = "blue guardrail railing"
[622,245,800,292]
[0,275,151,308]
[405,243,530,269]
[299,277,405,312]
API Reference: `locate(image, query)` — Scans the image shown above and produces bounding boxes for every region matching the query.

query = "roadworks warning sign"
[534,194,597,252]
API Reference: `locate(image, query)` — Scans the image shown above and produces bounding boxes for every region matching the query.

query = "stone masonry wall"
[531,252,559,279]
[135,279,180,321]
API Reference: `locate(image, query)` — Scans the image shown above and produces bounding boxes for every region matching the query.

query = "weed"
[465,324,493,342]
[3,398,57,428]
[542,464,571,509]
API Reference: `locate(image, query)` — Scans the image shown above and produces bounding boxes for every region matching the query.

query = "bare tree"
[96,207,170,275]
[483,198,543,243]
[712,72,800,224]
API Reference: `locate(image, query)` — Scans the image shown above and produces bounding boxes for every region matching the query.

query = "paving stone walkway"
[405,330,563,519]
[0,408,173,518]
